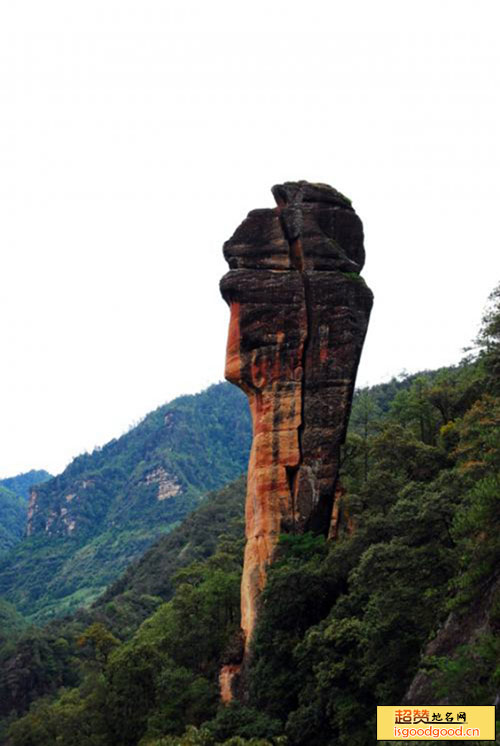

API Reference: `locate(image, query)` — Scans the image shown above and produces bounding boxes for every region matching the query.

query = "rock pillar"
[219,181,373,693]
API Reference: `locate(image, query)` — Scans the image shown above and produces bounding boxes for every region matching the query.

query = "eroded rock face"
[144,467,182,501]
[220,181,373,676]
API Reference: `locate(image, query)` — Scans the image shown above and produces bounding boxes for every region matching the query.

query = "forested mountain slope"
[1,285,498,746]
[0,470,52,499]
[0,471,52,554]
[0,383,251,622]
[0,348,498,746]
[3,349,498,746]
[0,477,246,738]
[0,487,27,555]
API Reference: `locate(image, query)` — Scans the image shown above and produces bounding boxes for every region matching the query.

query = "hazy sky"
[1,0,499,478]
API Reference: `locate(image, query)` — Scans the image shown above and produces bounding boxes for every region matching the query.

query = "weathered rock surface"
[404,576,500,705]
[220,181,373,685]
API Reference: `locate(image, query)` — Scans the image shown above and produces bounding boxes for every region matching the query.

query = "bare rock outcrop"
[219,181,373,695]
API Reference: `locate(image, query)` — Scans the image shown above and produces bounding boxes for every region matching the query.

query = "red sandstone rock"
[220,181,373,694]
[328,481,354,540]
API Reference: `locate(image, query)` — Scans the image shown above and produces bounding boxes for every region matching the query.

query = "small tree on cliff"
[474,281,500,393]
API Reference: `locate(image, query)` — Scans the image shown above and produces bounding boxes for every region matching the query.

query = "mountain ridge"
[0,382,251,621]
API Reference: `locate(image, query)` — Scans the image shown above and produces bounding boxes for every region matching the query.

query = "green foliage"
[141,725,286,746]
[349,368,448,419]
[0,624,82,719]
[474,281,500,392]
[442,393,500,611]
[0,471,52,554]
[0,470,52,500]
[0,597,25,645]
[5,534,243,746]
[4,289,500,746]
[6,682,109,746]
[0,383,251,621]
[77,622,120,666]
[430,631,500,704]
[0,487,27,554]
[275,533,326,563]
[6,353,499,745]
[204,703,284,743]
[0,479,245,736]
[244,323,500,744]
[98,476,246,614]
[248,444,461,744]
[390,376,444,445]
[340,272,364,284]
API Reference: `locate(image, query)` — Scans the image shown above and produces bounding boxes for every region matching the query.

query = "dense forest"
[0,285,498,745]
[0,384,251,623]
[0,472,51,554]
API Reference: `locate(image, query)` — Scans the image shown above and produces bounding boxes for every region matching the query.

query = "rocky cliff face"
[404,576,500,705]
[220,181,373,688]
[0,471,51,553]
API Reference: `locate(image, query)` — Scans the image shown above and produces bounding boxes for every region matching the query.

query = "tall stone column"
[219,181,373,698]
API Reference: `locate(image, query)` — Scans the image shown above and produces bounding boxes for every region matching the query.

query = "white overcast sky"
[1,0,499,478]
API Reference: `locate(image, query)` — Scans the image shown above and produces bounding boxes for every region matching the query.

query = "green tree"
[390,376,439,445]
[474,281,500,392]
[348,391,382,482]
[77,622,120,667]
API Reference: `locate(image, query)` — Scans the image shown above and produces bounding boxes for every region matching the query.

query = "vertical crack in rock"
[220,181,373,700]
[274,199,309,536]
